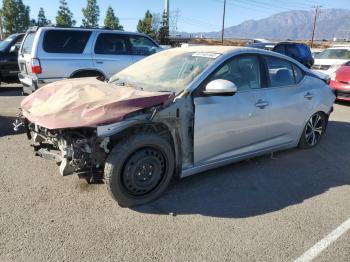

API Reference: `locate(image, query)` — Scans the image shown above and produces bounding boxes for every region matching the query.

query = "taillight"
[31,58,42,74]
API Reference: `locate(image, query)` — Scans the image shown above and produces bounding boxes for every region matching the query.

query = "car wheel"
[299,112,327,149]
[105,132,175,207]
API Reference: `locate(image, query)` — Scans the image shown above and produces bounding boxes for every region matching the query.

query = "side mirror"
[10,45,19,54]
[203,79,237,96]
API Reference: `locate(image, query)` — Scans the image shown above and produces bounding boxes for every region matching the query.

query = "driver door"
[193,55,272,165]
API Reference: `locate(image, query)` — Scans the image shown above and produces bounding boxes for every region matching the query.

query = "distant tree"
[104,6,123,30]
[151,13,161,37]
[37,7,51,27]
[56,0,76,27]
[158,10,169,44]
[82,0,99,28]
[30,19,36,26]
[137,10,156,39]
[1,0,30,33]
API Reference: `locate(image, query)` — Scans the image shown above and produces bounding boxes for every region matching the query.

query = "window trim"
[192,54,266,97]
[94,32,132,55]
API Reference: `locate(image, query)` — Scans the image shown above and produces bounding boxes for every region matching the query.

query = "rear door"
[92,33,133,78]
[18,32,36,76]
[261,55,314,145]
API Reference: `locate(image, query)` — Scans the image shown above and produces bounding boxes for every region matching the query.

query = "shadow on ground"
[0,85,22,97]
[135,120,350,218]
[0,116,25,137]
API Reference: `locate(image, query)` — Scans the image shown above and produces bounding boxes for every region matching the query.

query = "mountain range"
[184,9,350,40]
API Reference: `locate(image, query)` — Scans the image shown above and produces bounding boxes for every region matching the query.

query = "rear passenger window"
[43,30,91,53]
[94,33,128,55]
[129,36,157,56]
[265,56,295,87]
[292,64,304,83]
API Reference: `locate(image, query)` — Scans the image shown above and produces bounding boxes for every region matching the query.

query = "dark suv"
[273,42,314,68]
[0,33,24,87]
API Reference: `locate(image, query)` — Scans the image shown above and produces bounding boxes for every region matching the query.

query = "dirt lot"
[0,85,350,262]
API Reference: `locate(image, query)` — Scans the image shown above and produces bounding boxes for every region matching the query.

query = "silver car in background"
[17,27,161,94]
[19,46,335,207]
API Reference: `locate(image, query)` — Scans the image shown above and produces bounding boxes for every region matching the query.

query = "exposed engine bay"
[24,121,108,180]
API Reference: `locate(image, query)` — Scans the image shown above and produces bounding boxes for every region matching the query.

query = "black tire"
[105,132,175,207]
[70,71,105,81]
[299,112,327,149]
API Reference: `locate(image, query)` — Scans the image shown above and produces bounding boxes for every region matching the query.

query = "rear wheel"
[299,112,327,149]
[105,133,175,207]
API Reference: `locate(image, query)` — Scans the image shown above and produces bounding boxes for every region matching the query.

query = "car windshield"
[315,49,350,59]
[0,35,15,52]
[109,49,220,94]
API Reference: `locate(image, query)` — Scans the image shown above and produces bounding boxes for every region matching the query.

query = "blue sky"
[17,0,350,32]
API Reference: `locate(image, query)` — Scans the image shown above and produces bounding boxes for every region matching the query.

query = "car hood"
[21,77,174,129]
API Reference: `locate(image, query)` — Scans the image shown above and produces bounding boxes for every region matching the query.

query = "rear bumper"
[19,73,64,94]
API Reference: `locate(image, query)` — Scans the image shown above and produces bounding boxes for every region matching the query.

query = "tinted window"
[297,44,310,58]
[130,35,158,56]
[274,45,285,54]
[94,33,128,55]
[285,44,300,60]
[210,55,261,91]
[265,56,295,87]
[315,49,350,59]
[43,30,91,53]
[292,64,304,83]
[22,33,35,54]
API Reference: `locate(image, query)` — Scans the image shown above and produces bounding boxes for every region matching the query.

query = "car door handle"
[304,92,314,100]
[255,100,269,109]
[96,61,104,64]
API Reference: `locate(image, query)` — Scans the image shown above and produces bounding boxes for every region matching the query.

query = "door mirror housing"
[203,79,238,96]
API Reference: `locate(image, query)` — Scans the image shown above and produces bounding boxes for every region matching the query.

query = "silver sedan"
[21,46,336,206]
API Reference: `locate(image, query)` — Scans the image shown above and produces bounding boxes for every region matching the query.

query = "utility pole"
[221,0,226,45]
[311,5,322,48]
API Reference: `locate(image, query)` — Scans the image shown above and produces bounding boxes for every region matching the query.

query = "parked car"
[18,27,162,94]
[272,42,314,68]
[16,46,335,207]
[329,61,350,101]
[245,42,276,51]
[0,33,24,87]
[313,46,350,75]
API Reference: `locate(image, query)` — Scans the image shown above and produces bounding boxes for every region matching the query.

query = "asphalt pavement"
[0,85,349,262]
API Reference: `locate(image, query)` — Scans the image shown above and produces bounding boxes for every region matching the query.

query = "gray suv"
[18,27,161,94]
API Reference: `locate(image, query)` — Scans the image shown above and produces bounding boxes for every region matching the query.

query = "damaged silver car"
[16,46,335,207]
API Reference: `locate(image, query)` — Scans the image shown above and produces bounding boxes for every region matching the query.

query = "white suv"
[18,27,162,94]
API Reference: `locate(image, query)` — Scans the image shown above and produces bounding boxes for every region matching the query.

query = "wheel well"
[109,123,174,149]
[108,122,178,172]
[70,70,105,79]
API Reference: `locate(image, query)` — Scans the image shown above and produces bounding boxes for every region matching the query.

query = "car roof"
[33,26,147,37]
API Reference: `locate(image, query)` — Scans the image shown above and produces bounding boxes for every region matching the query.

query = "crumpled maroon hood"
[21,77,173,129]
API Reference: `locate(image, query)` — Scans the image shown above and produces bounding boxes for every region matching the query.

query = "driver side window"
[209,55,261,91]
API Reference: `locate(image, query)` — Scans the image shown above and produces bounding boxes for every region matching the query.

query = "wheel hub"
[305,114,323,146]
[122,148,165,196]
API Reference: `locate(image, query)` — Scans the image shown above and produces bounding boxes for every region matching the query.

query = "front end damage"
[18,118,109,180]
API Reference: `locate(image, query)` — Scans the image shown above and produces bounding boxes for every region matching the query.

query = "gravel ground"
[0,85,350,262]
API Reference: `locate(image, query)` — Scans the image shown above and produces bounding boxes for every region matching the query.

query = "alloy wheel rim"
[305,114,323,146]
